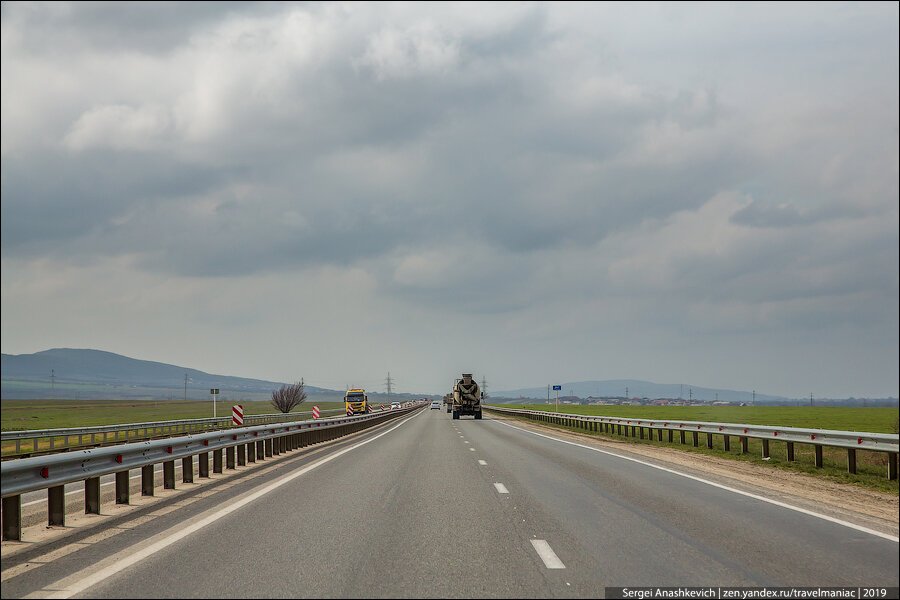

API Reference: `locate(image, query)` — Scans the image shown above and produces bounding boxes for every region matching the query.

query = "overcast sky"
[2,2,897,398]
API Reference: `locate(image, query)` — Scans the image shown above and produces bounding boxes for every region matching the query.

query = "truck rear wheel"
[474,410,482,420]
[452,411,459,420]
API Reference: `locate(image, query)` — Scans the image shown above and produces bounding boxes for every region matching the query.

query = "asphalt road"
[2,407,897,598]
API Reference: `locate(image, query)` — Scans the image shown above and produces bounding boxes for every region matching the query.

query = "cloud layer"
[2,2,897,397]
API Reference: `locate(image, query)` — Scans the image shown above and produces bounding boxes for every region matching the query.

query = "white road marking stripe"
[531,539,566,569]
[478,460,487,465]
[495,420,900,543]
[33,412,423,599]
[493,482,509,494]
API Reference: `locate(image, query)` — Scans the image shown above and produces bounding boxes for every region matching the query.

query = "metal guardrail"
[0,409,346,457]
[484,406,899,479]
[0,403,426,541]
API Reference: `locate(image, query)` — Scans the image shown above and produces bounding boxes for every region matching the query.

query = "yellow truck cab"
[344,389,369,415]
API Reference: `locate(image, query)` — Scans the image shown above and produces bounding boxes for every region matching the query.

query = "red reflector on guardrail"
[232,435,238,441]
[858,438,863,444]
[115,455,123,463]
[167,446,173,453]
[40,467,49,478]
[203,440,209,446]
[774,432,778,436]
[810,435,816,440]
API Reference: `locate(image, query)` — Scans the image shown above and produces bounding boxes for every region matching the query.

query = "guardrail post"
[680,430,686,445]
[257,439,265,458]
[740,436,748,454]
[226,446,235,469]
[163,460,176,489]
[182,457,194,483]
[668,429,673,443]
[142,465,155,496]
[116,470,130,504]
[86,477,100,514]
[847,449,857,474]
[656,429,662,441]
[199,452,209,477]
[48,485,65,527]
[2,496,22,541]
[237,444,246,466]
[639,427,644,440]
[273,437,281,456]
[814,444,823,468]
[786,442,794,462]
[762,439,770,459]
[265,438,273,457]
[706,433,713,449]
[724,435,731,451]
[692,432,698,447]
[889,453,898,480]
[213,449,223,473]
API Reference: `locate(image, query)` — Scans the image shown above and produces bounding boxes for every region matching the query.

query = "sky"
[1,2,898,399]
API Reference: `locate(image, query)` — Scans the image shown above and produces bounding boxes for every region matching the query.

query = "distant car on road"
[391,401,401,410]
[430,400,441,410]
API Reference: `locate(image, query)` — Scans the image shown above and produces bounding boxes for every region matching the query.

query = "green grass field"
[491,405,899,494]
[512,404,899,433]
[0,398,346,431]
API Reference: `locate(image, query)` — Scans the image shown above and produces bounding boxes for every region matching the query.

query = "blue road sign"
[552,385,561,391]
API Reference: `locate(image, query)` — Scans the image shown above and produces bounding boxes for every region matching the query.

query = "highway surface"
[2,407,897,598]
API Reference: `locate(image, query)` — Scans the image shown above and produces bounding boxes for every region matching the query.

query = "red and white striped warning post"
[232,405,244,426]
[313,405,320,419]
[347,404,354,416]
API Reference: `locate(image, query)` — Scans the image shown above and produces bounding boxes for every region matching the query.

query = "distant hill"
[1,348,338,400]
[492,379,790,404]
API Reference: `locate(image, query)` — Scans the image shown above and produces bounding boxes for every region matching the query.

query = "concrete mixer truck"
[452,373,483,420]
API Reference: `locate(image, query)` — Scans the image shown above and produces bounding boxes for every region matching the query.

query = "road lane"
[2,407,896,599]
[460,414,898,587]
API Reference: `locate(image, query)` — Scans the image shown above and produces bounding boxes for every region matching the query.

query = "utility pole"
[547,384,550,404]
[481,377,487,398]
[625,386,629,400]
[184,373,188,402]
[689,388,692,403]
[50,369,55,395]
[752,390,756,405]
[810,393,813,407]
[385,372,393,401]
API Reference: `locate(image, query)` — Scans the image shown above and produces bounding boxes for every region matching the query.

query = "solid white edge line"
[39,411,425,599]
[495,419,899,543]
[530,539,566,569]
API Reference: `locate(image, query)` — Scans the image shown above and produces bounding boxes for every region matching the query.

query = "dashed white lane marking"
[469,448,476,451]
[531,539,566,569]
[493,483,509,494]
[478,460,487,465]
[495,419,900,543]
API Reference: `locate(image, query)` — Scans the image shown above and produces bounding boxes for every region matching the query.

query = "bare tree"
[271,380,307,413]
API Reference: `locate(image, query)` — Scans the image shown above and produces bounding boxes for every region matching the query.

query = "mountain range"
[1,348,337,400]
[492,380,788,403]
